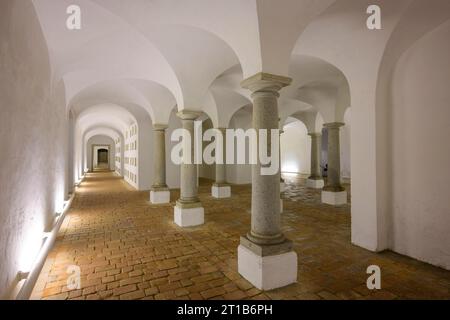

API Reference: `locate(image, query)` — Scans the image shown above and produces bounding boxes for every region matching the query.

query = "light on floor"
[281,162,299,174]
[282,172,300,177]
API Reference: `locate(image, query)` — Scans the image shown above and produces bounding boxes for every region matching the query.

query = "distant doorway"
[92,145,111,171]
[97,149,109,169]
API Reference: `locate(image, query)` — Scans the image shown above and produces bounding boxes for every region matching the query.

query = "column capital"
[176,110,203,121]
[324,122,345,129]
[241,72,292,94]
[153,123,168,131]
[308,132,322,138]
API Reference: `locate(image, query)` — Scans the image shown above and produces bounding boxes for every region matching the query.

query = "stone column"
[212,127,231,198]
[322,122,347,205]
[306,132,324,189]
[174,110,204,227]
[150,124,170,204]
[238,72,297,291]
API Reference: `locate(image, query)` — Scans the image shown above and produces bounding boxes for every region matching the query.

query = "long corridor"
[31,173,450,300]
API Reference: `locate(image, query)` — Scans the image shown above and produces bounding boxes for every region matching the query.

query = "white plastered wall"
[340,108,351,180]
[166,110,182,189]
[115,138,121,175]
[0,0,68,298]
[389,21,450,269]
[281,121,311,176]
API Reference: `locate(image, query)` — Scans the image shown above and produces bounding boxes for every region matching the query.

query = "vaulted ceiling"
[31,0,450,137]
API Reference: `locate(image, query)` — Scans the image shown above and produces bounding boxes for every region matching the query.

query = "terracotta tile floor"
[31,172,450,300]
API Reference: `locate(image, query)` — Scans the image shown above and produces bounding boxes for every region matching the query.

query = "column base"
[321,190,347,205]
[306,179,324,189]
[280,182,286,193]
[211,184,231,198]
[150,189,170,204]
[237,238,297,290]
[174,202,204,227]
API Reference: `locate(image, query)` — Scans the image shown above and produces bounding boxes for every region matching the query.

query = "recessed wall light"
[42,232,52,240]
[17,271,30,281]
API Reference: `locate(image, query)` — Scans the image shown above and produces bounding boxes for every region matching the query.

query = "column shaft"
[177,111,202,206]
[324,123,344,192]
[174,111,204,227]
[250,90,282,243]
[238,72,297,291]
[180,119,198,203]
[240,74,292,246]
[152,124,168,189]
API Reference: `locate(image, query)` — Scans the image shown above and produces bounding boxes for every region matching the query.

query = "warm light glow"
[75,175,84,186]
[55,200,65,216]
[281,161,299,174]
[18,224,43,274]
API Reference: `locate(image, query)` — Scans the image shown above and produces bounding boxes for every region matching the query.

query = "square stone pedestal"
[211,184,231,198]
[237,237,298,291]
[321,190,347,205]
[306,179,324,189]
[150,189,170,204]
[174,202,204,227]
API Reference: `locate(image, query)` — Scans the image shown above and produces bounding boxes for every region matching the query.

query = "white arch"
[31,0,183,109]
[281,118,311,175]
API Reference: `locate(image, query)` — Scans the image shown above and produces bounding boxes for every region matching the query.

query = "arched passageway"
[1,0,449,300]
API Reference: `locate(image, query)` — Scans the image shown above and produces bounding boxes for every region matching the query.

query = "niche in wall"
[124,123,138,188]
